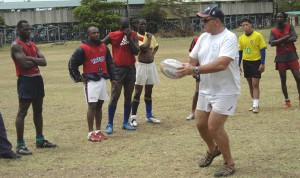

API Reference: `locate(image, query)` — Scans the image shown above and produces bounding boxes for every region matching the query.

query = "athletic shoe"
[122,122,136,131]
[0,151,22,159]
[186,113,195,120]
[130,115,138,127]
[36,140,57,148]
[248,107,253,111]
[87,131,101,142]
[105,124,113,134]
[198,146,221,167]
[16,146,32,155]
[214,163,236,177]
[283,100,291,108]
[252,106,260,113]
[146,116,161,124]
[95,130,107,140]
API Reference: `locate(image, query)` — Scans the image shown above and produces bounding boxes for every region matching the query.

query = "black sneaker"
[16,146,32,155]
[36,140,57,148]
[0,151,22,159]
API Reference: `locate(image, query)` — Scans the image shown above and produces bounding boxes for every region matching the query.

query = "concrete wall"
[0,9,79,26]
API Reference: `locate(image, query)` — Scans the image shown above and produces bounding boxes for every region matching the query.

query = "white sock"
[253,99,259,107]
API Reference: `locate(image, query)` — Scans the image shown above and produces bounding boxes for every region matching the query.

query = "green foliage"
[158,0,195,18]
[138,0,166,24]
[274,0,300,11]
[73,0,125,31]
[0,16,5,26]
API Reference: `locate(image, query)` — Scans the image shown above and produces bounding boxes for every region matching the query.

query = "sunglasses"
[203,18,218,23]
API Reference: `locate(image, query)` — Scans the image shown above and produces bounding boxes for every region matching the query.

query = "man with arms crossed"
[269,12,300,108]
[11,20,57,155]
[69,26,116,141]
[102,17,140,134]
[177,7,240,177]
[238,18,267,113]
[130,18,160,127]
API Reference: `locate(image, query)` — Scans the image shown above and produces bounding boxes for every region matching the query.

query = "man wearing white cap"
[177,6,240,177]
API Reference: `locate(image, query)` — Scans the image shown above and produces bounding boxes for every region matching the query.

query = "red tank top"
[81,43,108,74]
[109,30,137,66]
[13,39,40,76]
[271,24,297,55]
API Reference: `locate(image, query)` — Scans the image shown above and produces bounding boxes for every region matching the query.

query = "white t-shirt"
[189,28,240,96]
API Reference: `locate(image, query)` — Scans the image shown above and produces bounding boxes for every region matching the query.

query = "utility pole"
[281,0,285,11]
[126,0,130,28]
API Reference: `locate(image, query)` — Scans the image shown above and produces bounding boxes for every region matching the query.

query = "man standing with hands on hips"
[177,7,240,177]
[69,26,116,141]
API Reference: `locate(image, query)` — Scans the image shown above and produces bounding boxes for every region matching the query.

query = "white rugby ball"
[160,59,182,79]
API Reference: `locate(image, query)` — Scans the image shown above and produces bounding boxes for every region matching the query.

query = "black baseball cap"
[196,6,224,19]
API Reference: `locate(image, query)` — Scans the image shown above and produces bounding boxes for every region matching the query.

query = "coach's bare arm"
[177,56,232,77]
[11,42,46,69]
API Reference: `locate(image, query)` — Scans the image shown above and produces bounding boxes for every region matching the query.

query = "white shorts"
[135,61,160,85]
[196,94,238,116]
[83,78,109,103]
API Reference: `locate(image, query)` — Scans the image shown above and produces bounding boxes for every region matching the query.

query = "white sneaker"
[186,113,195,120]
[252,106,260,113]
[130,115,138,127]
[146,116,160,124]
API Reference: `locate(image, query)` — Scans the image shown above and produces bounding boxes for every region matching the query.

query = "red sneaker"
[283,100,291,108]
[87,131,101,142]
[96,130,108,140]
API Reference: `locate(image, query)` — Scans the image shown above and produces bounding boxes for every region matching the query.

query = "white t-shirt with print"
[189,28,240,96]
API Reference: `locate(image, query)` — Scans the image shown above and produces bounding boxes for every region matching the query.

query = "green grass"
[0,27,300,178]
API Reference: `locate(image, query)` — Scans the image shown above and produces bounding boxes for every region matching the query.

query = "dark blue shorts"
[115,66,136,84]
[17,75,45,102]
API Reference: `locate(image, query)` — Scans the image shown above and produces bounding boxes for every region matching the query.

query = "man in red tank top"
[10,20,56,155]
[69,26,117,141]
[102,17,140,134]
[269,12,300,108]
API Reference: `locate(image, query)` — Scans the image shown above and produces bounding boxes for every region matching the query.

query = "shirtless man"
[130,19,160,127]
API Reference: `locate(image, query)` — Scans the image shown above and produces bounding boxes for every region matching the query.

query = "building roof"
[0,0,80,10]
[0,0,145,10]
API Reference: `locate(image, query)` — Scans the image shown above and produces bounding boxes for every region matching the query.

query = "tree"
[0,16,5,47]
[0,16,5,26]
[137,0,167,33]
[73,0,125,34]
[158,0,197,31]
[274,0,300,12]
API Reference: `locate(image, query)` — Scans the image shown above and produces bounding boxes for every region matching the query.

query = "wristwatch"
[194,66,200,75]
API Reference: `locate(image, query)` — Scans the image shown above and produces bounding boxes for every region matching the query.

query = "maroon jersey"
[81,43,108,74]
[12,39,40,76]
[272,24,297,55]
[109,30,137,66]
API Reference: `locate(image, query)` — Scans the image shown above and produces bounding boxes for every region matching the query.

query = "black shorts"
[115,66,136,84]
[243,60,261,78]
[17,75,45,102]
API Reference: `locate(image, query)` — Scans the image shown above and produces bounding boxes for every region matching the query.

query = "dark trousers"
[0,112,13,154]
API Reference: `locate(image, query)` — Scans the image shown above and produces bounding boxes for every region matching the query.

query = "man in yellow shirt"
[238,18,267,113]
[130,19,160,127]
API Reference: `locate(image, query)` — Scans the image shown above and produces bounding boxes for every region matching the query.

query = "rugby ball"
[160,59,182,79]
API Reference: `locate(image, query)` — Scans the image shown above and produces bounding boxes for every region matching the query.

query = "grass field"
[0,27,300,178]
